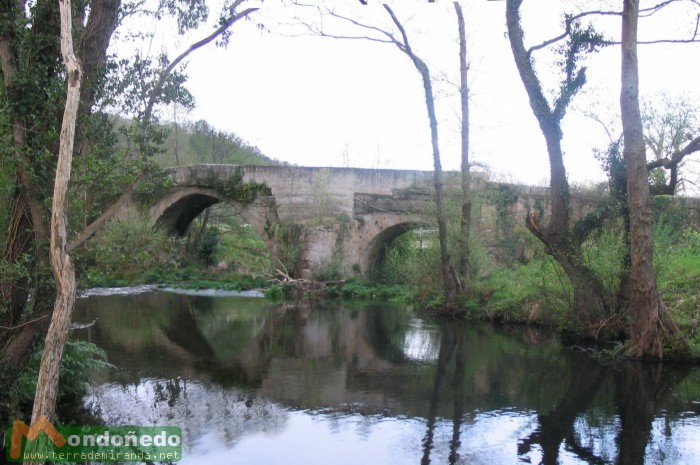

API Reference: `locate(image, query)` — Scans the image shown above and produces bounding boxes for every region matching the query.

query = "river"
[71,289,700,465]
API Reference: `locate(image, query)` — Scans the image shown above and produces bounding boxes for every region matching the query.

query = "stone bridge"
[122,164,700,279]
[138,165,441,278]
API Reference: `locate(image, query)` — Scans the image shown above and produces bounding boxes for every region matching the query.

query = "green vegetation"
[656,227,700,356]
[14,341,113,421]
[68,162,698,358]
[67,120,278,291]
[364,187,700,354]
[76,212,176,287]
[153,119,277,168]
[326,278,417,302]
[76,205,272,291]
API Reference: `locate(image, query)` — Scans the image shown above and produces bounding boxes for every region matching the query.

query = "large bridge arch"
[361,221,430,278]
[149,186,280,257]
[156,189,223,236]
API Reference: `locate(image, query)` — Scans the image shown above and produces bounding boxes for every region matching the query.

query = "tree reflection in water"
[71,292,700,464]
[421,323,467,465]
[615,362,690,465]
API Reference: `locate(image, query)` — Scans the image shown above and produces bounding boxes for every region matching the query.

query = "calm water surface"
[72,290,700,465]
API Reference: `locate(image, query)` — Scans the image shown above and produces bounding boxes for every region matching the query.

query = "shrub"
[77,212,177,286]
[17,340,114,416]
[581,227,626,294]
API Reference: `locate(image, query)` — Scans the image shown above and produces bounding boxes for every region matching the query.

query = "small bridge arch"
[362,221,431,277]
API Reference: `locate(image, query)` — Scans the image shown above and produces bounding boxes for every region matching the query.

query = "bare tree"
[296,2,462,302]
[28,0,82,441]
[455,1,471,287]
[381,4,455,303]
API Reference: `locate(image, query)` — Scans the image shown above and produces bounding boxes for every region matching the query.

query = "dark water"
[71,290,700,465]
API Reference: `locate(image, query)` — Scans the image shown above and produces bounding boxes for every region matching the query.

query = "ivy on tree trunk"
[505,0,610,329]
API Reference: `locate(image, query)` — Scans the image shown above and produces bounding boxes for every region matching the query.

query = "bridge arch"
[362,221,430,278]
[156,189,223,236]
[149,186,280,257]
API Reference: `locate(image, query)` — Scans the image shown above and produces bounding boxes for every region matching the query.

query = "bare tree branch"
[581,111,619,144]
[286,2,398,45]
[526,1,700,54]
[382,4,413,54]
[646,135,700,170]
[143,0,259,123]
[327,6,401,46]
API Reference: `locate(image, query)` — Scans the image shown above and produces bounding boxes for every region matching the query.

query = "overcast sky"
[131,0,700,186]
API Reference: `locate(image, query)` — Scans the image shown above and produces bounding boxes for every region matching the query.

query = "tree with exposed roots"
[619,0,688,359]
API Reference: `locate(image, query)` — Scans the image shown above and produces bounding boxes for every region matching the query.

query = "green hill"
[154,119,278,167]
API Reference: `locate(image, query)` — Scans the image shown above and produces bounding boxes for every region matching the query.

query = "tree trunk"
[0,7,54,372]
[620,0,686,359]
[455,2,472,288]
[29,0,81,437]
[383,4,455,304]
[505,0,609,327]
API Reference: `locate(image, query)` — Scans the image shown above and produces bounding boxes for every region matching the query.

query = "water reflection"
[72,291,700,464]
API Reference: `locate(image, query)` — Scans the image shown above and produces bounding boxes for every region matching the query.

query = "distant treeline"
[132,118,279,168]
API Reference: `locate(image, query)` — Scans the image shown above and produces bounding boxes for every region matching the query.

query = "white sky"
[131,0,700,186]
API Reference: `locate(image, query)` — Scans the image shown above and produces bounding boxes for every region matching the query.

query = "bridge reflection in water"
[72,291,700,465]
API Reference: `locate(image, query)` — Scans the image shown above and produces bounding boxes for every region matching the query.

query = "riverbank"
[278,273,700,361]
[75,261,700,361]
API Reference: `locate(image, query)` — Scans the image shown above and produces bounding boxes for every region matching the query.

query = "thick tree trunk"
[78,0,120,112]
[29,0,81,435]
[505,0,609,327]
[552,248,610,326]
[455,2,472,287]
[620,0,686,359]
